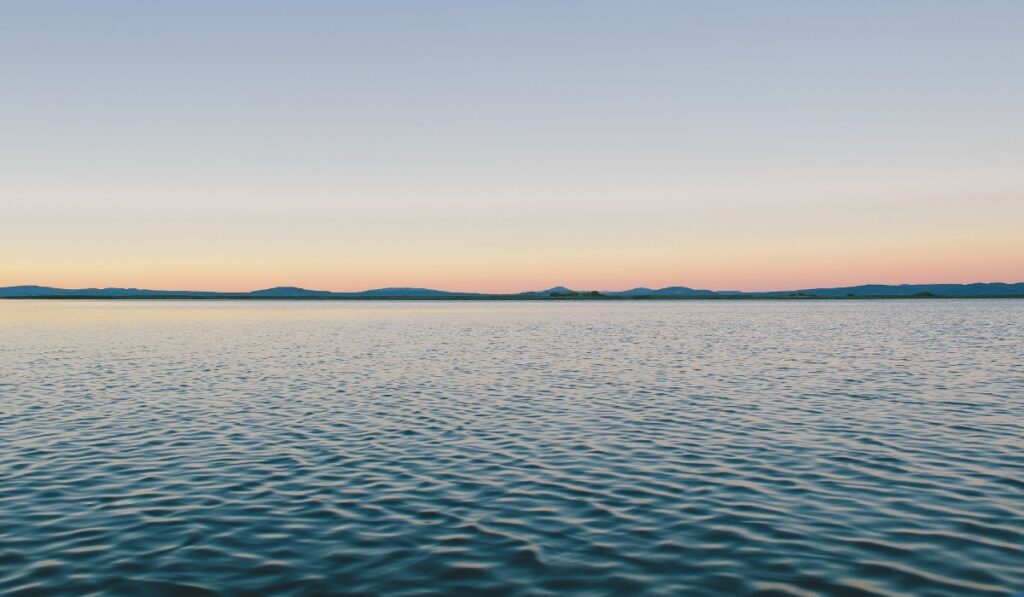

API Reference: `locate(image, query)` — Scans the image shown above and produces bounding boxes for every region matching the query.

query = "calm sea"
[1,300,1022,595]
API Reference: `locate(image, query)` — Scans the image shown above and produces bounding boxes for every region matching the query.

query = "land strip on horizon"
[2,282,1023,300]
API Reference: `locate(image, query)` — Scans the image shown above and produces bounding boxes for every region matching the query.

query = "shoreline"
[4,295,1023,301]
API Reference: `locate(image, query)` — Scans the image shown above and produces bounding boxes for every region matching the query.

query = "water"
[1,300,1022,596]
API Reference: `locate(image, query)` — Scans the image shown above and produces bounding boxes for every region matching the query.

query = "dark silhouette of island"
[1,282,1022,300]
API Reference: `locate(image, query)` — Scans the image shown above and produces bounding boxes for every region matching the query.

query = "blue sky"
[2,1,1022,291]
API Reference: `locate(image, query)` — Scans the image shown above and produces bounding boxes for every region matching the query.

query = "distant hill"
[608,286,738,297]
[0,285,221,297]
[518,286,575,297]
[1,282,1022,299]
[351,287,472,297]
[778,283,1024,297]
[519,282,1024,298]
[248,286,333,297]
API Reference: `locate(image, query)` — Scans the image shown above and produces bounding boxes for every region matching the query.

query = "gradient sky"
[2,1,1022,292]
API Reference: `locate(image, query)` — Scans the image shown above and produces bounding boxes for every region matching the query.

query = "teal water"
[1,300,1022,595]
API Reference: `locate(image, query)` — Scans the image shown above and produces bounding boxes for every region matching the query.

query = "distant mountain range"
[2,282,1023,299]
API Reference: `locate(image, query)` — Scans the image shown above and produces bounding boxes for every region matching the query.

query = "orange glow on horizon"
[4,234,1020,294]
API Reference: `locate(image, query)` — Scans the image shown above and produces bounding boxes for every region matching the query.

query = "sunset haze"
[2,1,1022,292]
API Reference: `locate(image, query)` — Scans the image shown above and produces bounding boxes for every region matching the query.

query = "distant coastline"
[2,283,1023,300]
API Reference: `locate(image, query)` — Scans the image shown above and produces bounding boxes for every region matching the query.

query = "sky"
[2,1,1022,293]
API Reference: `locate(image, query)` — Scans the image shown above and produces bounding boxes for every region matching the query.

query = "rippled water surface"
[1,300,1022,596]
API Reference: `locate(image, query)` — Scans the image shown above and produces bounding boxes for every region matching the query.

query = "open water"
[1,300,1022,595]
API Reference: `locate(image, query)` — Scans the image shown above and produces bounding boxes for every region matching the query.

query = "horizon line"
[3,280,1023,296]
